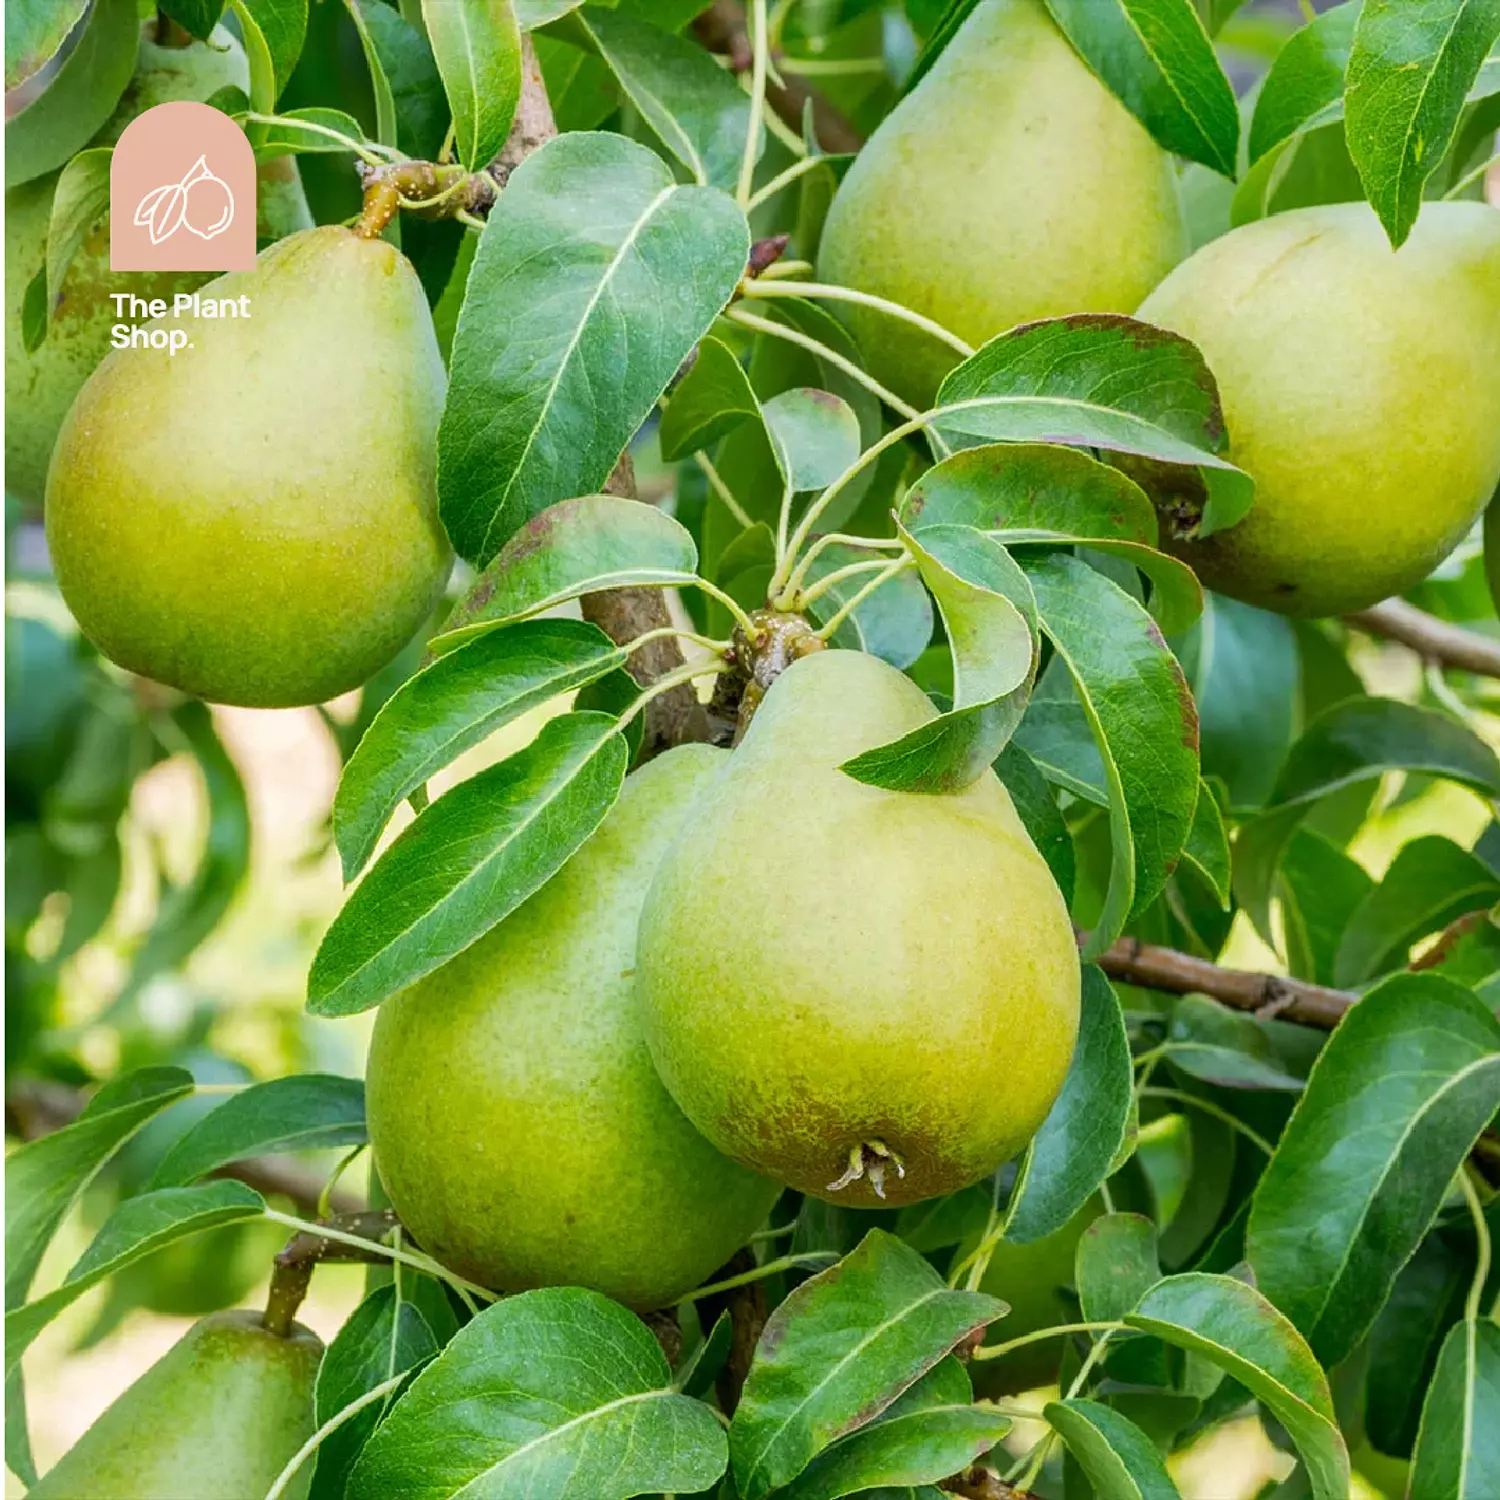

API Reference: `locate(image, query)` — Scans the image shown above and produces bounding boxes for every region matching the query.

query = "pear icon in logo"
[134,155,235,245]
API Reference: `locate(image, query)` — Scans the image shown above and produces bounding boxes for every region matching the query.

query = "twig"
[1092,935,1355,1030]
[941,1470,1029,1499]
[1344,598,1500,680]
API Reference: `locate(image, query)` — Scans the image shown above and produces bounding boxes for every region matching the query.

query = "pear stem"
[792,556,901,611]
[778,532,906,608]
[744,154,829,213]
[1460,1165,1492,1323]
[970,1320,1131,1362]
[263,1372,408,1500]
[738,0,771,205]
[671,1251,838,1306]
[694,451,755,530]
[809,556,916,638]
[1136,1086,1275,1156]
[739,280,975,358]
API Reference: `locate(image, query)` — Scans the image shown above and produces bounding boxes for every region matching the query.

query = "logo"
[111,100,256,272]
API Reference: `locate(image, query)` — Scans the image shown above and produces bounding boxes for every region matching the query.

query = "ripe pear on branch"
[46,225,451,708]
[367,744,783,1312]
[638,648,1080,1208]
[1138,201,1500,618]
[815,0,1185,406]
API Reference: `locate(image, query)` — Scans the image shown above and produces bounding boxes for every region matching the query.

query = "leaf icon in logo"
[134,181,189,245]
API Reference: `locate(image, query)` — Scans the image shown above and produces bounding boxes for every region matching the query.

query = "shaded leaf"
[44,148,111,322]
[1247,1,1359,164]
[1408,1317,1500,1498]
[1166,995,1304,1092]
[347,1287,727,1500]
[347,0,448,160]
[1077,1213,1162,1322]
[151,1074,367,1188]
[308,712,628,1016]
[660,335,760,460]
[801,543,934,671]
[1278,827,1376,985]
[232,0,308,106]
[676,1309,733,1400]
[1044,1398,1182,1500]
[1246,971,1500,1368]
[439,131,748,564]
[336,619,626,876]
[1180,781,1230,906]
[6,0,89,89]
[423,0,522,169]
[995,740,1075,905]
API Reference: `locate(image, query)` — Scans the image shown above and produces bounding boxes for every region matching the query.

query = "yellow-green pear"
[1137,201,1500,618]
[30,1309,321,1500]
[637,648,1080,1208]
[815,0,1185,406]
[46,225,450,707]
[367,744,783,1311]
[4,21,313,503]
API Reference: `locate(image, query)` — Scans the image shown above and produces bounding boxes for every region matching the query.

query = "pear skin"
[45,226,450,707]
[637,649,1080,1208]
[4,23,312,504]
[1138,202,1500,617]
[30,1310,321,1500]
[816,0,1185,406]
[367,744,783,1311]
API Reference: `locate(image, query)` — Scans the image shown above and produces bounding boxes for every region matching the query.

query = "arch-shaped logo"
[110,101,257,272]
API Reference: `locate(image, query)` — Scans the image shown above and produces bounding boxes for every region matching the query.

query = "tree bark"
[1344,597,1500,680]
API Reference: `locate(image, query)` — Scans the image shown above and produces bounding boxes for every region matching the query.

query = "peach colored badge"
[111,100,256,272]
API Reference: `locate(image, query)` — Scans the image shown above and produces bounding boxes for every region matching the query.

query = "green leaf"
[1180,781,1230,906]
[842,528,1035,793]
[1006,968,1134,1243]
[1042,0,1239,176]
[310,1284,441,1500]
[231,0,309,108]
[933,315,1254,537]
[6,1366,35,1489]
[434,496,700,653]
[161,0,226,38]
[347,1287,727,1500]
[150,1074,367,1188]
[571,6,755,189]
[1166,994,1304,1092]
[6,0,89,89]
[729,1230,1006,1500]
[308,711,628,1016]
[801,543,934,671]
[1023,552,1199,953]
[44,147,112,324]
[1246,1,1359,164]
[5,0,137,190]
[1333,836,1500,986]
[1408,1317,1500,1499]
[439,131,749,564]
[347,0,448,159]
[1044,1398,1182,1500]
[778,1361,1009,1500]
[5,1182,265,1376]
[4,1066,193,1311]
[676,1310,733,1400]
[660,335,761,460]
[335,619,626,876]
[1077,1213,1162,1321]
[1127,1273,1350,1500]
[423,0,522,170]
[763,389,862,495]
[995,741,1076,905]
[1234,698,1500,934]
[1246,972,1500,1368]
[1344,0,1500,246]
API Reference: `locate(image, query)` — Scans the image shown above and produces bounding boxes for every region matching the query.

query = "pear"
[366,744,783,1311]
[637,648,1080,1208]
[4,21,313,504]
[30,1309,322,1500]
[815,0,1185,406]
[45,225,450,707]
[1137,201,1500,618]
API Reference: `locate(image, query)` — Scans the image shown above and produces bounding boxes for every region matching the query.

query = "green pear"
[815,0,1185,406]
[46,225,450,707]
[1137,201,1500,618]
[30,1309,322,1500]
[637,648,1080,1208]
[366,744,783,1311]
[4,21,313,504]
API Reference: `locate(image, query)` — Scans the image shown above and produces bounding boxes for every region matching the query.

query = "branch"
[1092,936,1355,1030]
[941,1470,1029,1499]
[1344,598,1500,680]
[4,1077,362,1217]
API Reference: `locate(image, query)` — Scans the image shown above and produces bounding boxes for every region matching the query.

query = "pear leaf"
[1247,972,1500,1369]
[1407,1317,1500,1499]
[676,1310,733,1400]
[571,5,756,189]
[1005,968,1134,1244]
[6,0,90,90]
[1042,0,1239,177]
[308,711,629,1016]
[150,1074,368,1188]
[230,0,309,109]
[1020,551,1199,952]
[1127,1274,1350,1499]
[335,619,627,877]
[1077,1214,1163,1323]
[5,1182,266,1377]
[4,1066,194,1311]
[423,0,522,170]
[1180,780,1231,907]
[1165,995,1304,1093]
[347,0,447,159]
[730,1230,1007,1500]
[44,148,112,323]
[439,132,749,564]
[801,542,934,670]
[347,1287,727,1500]
[660,335,761,460]
[995,740,1076,903]
[1247,1,1360,164]
[762,389,863,494]
[1043,1399,1182,1500]
[1344,0,1500,247]
[310,1285,442,1500]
